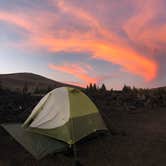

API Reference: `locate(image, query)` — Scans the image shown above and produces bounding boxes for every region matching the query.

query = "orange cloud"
[39,36,157,81]
[49,63,97,86]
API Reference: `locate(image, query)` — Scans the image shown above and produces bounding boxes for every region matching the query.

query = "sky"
[0,0,166,89]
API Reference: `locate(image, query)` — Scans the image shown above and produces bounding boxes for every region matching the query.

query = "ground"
[1,107,166,166]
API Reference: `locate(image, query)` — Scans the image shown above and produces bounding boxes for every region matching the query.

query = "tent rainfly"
[2,87,108,159]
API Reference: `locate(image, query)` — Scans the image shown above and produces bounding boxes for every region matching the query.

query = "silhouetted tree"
[101,84,106,91]
[86,85,89,90]
[93,83,97,91]
[110,88,113,93]
[89,83,93,90]
[122,85,131,93]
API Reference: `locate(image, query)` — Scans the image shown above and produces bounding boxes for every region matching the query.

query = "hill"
[0,73,78,93]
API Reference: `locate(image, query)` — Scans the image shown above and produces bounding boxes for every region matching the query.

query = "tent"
[2,87,108,159]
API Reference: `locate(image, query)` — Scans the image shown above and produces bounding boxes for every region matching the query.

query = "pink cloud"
[123,0,166,52]
[49,63,98,86]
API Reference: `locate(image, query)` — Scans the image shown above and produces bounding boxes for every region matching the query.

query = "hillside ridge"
[0,72,79,92]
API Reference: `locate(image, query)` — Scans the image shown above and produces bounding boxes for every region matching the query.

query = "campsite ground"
[1,107,166,166]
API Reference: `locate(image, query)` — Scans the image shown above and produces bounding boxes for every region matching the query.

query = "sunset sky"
[0,0,166,89]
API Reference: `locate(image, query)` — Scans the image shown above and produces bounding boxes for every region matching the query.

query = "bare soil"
[1,107,166,166]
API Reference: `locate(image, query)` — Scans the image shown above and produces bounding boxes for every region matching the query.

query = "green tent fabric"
[1,123,67,159]
[23,87,108,144]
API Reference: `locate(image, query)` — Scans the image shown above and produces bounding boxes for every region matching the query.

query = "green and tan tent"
[2,87,108,159]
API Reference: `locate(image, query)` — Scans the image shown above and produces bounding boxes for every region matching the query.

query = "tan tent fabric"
[30,87,70,129]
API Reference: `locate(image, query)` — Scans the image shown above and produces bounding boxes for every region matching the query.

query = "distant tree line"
[86,83,107,92]
[84,83,166,113]
[1,82,166,124]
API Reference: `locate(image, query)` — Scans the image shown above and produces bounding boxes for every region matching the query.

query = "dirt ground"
[1,107,166,166]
